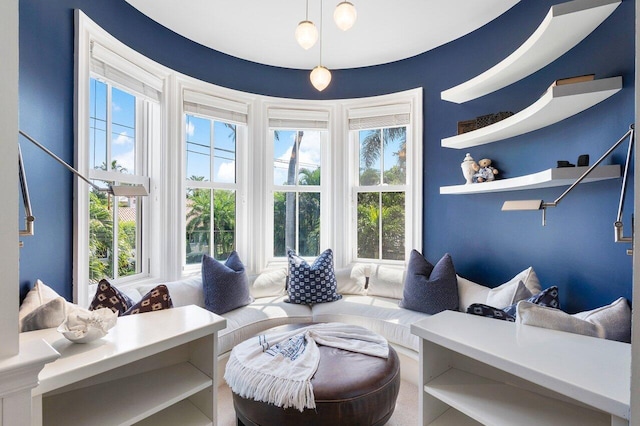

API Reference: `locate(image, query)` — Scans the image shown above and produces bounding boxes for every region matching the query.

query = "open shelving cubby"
[441,0,621,104]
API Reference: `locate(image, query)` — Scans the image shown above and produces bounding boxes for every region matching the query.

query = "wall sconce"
[18,130,148,241]
[502,124,634,254]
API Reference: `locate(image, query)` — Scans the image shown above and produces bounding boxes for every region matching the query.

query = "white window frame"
[181,88,249,273]
[340,89,423,266]
[264,105,332,265]
[75,11,168,306]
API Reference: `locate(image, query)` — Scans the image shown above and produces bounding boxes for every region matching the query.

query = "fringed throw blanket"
[224,322,388,411]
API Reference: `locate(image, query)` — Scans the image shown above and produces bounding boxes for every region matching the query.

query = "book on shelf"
[551,74,595,87]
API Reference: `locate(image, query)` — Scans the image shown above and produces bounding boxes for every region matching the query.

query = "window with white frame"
[347,102,419,262]
[267,109,329,259]
[183,90,247,266]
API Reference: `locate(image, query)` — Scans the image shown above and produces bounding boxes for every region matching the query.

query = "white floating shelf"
[442,77,622,149]
[440,164,620,194]
[441,0,621,104]
[425,368,610,426]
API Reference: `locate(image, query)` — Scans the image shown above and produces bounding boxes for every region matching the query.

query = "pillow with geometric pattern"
[286,248,341,305]
[467,303,515,322]
[502,286,560,317]
[89,279,134,315]
[121,284,173,316]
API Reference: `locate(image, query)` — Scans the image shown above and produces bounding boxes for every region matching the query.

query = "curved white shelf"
[442,77,622,149]
[441,0,621,104]
[440,164,620,194]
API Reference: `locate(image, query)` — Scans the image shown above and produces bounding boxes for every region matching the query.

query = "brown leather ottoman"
[232,324,400,426]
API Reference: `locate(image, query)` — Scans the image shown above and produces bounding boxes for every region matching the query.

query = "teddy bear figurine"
[472,158,499,183]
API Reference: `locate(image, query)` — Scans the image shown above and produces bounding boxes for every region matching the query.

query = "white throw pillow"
[334,264,368,295]
[517,301,604,339]
[573,297,631,343]
[251,268,287,298]
[21,297,68,332]
[456,275,490,312]
[366,264,405,300]
[486,280,532,308]
[19,279,64,331]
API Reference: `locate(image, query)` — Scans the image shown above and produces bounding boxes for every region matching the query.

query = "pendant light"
[295,0,318,50]
[333,1,357,31]
[310,0,332,91]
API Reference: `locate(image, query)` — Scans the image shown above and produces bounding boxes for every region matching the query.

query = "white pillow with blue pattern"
[286,248,342,305]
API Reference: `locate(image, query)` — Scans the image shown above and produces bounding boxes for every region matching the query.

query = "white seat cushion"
[219,295,313,354]
[310,295,431,352]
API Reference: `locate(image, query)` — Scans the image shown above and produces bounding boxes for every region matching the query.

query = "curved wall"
[19,0,634,312]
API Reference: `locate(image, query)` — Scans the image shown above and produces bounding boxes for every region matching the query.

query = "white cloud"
[113,149,135,172]
[216,161,235,183]
[113,131,132,145]
[186,121,195,137]
[112,102,121,113]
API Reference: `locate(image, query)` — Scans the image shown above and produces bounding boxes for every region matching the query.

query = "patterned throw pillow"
[202,252,253,314]
[399,251,459,314]
[287,248,341,305]
[89,279,134,315]
[502,286,559,317]
[467,303,515,322]
[122,284,173,316]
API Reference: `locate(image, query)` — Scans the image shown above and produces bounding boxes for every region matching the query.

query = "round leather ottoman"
[232,324,400,426]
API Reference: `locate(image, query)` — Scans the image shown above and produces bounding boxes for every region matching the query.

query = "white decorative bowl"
[57,307,117,343]
[58,322,108,343]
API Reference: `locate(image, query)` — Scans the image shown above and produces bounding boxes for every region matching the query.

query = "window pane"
[89,187,114,284]
[297,131,321,186]
[185,187,211,264]
[383,127,406,185]
[273,130,297,186]
[213,122,236,184]
[117,195,140,277]
[357,192,380,259]
[381,192,405,260]
[111,87,136,174]
[298,192,320,256]
[212,189,236,260]
[359,129,381,186]
[186,115,211,181]
[273,191,297,257]
[89,79,107,171]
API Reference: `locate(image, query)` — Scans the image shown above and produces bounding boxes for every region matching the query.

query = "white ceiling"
[125,0,520,70]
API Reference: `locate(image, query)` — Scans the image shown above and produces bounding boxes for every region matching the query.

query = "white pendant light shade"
[334,1,357,31]
[295,20,318,50]
[310,65,332,91]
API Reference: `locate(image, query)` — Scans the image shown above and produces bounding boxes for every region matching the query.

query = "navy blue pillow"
[502,286,560,317]
[399,250,459,314]
[287,248,341,305]
[467,303,516,322]
[202,251,253,314]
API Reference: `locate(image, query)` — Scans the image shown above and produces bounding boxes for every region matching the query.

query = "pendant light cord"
[319,0,323,66]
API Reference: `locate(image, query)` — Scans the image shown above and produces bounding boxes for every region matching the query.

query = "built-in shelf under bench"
[411,311,630,426]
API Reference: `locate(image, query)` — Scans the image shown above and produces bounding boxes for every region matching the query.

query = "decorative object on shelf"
[460,153,477,184]
[472,158,499,183]
[475,111,514,129]
[502,124,634,256]
[333,1,357,31]
[295,0,318,50]
[552,74,595,87]
[577,154,589,167]
[18,130,148,243]
[456,112,514,135]
[310,0,332,91]
[57,307,117,343]
[557,160,575,167]
[457,119,477,135]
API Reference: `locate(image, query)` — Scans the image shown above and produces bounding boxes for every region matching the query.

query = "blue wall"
[19,0,634,312]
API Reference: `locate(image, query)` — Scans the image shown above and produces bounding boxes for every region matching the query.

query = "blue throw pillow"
[399,250,459,314]
[287,248,341,305]
[502,285,560,317]
[202,251,253,314]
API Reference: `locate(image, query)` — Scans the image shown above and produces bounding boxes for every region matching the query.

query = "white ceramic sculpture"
[461,153,476,185]
[58,307,117,343]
